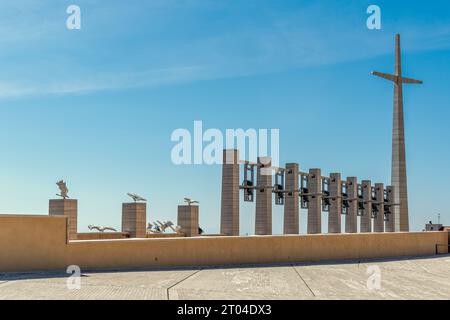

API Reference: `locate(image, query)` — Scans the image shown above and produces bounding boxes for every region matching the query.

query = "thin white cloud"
[0,83,36,98]
[0,66,210,98]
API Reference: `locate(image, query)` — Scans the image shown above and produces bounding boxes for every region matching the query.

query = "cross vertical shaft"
[392,34,408,232]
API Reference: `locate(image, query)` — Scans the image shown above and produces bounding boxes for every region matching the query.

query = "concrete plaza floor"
[1,255,449,300]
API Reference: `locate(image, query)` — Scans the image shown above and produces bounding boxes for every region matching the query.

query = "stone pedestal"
[255,157,272,235]
[307,169,322,234]
[345,177,358,233]
[220,149,240,236]
[360,180,372,233]
[328,173,342,233]
[122,203,147,238]
[373,183,385,232]
[49,199,78,240]
[178,205,199,237]
[284,163,299,234]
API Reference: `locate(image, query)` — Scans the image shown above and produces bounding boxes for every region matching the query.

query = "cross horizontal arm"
[401,76,423,84]
[372,71,397,82]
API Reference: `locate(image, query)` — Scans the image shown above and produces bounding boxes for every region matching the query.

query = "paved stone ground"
[1,255,449,300]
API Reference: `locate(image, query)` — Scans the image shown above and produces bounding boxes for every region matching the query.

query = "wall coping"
[67,231,446,244]
[0,214,66,219]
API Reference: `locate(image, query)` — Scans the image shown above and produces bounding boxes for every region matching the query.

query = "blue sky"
[0,0,449,234]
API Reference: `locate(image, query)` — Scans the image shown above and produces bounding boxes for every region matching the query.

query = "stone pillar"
[345,177,358,233]
[122,202,146,238]
[49,199,78,240]
[255,157,272,235]
[385,186,396,232]
[220,149,240,236]
[284,163,299,234]
[178,205,199,237]
[307,169,322,234]
[374,183,385,233]
[360,180,372,233]
[328,173,342,233]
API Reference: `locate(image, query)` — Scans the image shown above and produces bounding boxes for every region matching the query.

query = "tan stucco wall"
[0,215,68,272]
[67,231,449,270]
[0,214,448,273]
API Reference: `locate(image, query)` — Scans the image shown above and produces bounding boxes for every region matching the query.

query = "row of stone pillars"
[220,149,396,236]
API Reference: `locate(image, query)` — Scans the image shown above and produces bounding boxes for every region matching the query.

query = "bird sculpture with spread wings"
[147,221,184,234]
[153,222,162,233]
[88,225,118,233]
[184,198,199,206]
[147,222,161,233]
[56,180,69,199]
[127,193,147,202]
